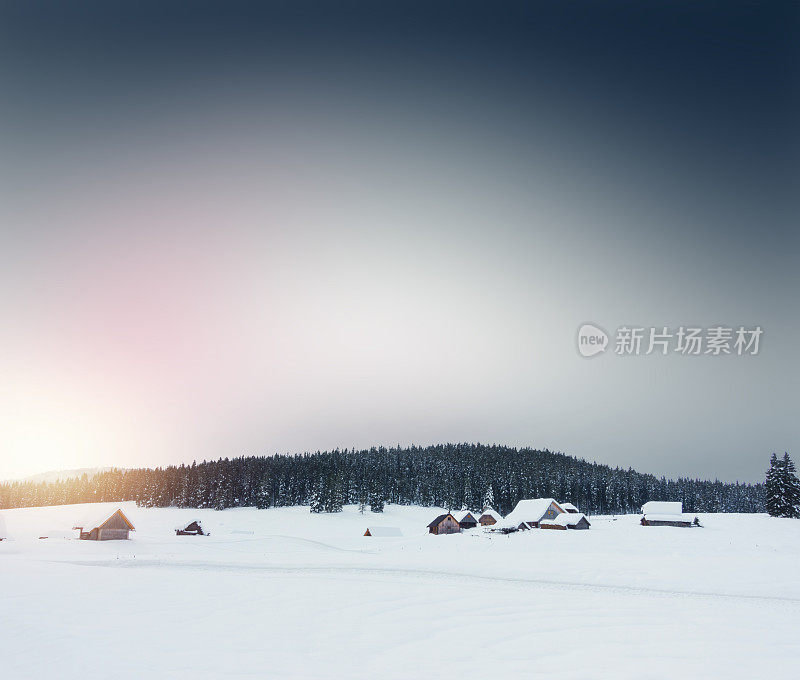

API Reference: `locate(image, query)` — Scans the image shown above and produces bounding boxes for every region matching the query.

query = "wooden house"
[455,511,479,529]
[73,508,135,541]
[540,513,591,530]
[363,527,403,537]
[176,520,206,536]
[504,498,566,529]
[478,508,502,526]
[640,501,694,527]
[427,513,461,535]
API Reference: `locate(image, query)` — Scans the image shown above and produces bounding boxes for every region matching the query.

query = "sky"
[1,1,797,483]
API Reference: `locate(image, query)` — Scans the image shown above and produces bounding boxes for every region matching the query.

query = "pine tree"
[782,453,800,518]
[766,453,781,517]
[482,485,494,511]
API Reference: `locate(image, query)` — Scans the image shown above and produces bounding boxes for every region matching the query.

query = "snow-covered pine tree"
[766,453,800,518]
[782,453,800,518]
[369,490,384,513]
[766,453,781,517]
[482,485,494,511]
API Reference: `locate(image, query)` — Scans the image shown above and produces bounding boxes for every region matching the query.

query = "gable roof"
[641,501,682,516]
[176,519,203,531]
[559,502,579,513]
[364,527,403,537]
[73,508,135,532]
[505,498,564,525]
[479,507,503,522]
[455,511,478,523]
[427,513,456,528]
[541,512,590,527]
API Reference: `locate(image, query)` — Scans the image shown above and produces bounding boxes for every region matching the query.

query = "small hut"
[364,527,403,537]
[540,513,591,530]
[73,508,135,541]
[455,511,479,529]
[427,513,461,535]
[176,520,206,536]
[640,501,694,527]
[504,498,566,529]
[478,508,502,526]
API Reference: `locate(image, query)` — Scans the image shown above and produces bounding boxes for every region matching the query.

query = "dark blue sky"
[1,1,797,481]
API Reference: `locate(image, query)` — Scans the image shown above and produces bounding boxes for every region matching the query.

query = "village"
[0,498,701,543]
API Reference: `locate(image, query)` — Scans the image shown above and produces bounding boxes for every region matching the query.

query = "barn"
[176,520,206,536]
[478,507,502,526]
[455,511,479,529]
[540,513,591,530]
[504,498,566,529]
[363,527,403,537]
[74,509,135,541]
[427,513,461,535]
[640,501,694,527]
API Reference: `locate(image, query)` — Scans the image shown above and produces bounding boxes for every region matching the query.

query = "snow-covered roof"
[364,527,403,537]
[479,507,503,521]
[641,501,682,516]
[175,519,203,531]
[643,514,693,523]
[505,498,564,525]
[73,508,135,531]
[541,513,590,527]
[427,513,456,528]
[559,502,579,513]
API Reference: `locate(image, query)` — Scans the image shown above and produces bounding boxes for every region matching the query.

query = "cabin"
[427,513,461,535]
[455,511,479,529]
[176,520,206,536]
[504,498,566,529]
[640,501,694,527]
[478,507,502,526]
[540,513,591,530]
[560,502,580,514]
[73,508,135,541]
[364,527,403,537]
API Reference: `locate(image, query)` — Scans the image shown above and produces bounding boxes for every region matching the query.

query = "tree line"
[0,443,765,515]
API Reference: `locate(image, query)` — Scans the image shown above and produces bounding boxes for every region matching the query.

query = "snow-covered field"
[2,503,799,679]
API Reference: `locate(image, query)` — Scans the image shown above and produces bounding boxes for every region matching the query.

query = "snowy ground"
[2,503,799,679]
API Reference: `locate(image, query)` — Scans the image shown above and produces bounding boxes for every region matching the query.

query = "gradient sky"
[1,1,798,482]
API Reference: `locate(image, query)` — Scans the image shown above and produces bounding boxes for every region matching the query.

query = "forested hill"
[0,444,764,514]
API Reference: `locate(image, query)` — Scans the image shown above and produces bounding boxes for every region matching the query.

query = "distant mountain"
[11,467,119,484]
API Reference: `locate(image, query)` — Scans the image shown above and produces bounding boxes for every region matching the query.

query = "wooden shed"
[427,513,461,535]
[540,513,591,530]
[74,509,135,541]
[176,520,206,536]
[640,501,694,527]
[456,511,479,529]
[478,508,502,526]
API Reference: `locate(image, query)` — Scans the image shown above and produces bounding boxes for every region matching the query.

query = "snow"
[0,512,7,539]
[541,512,589,527]
[641,501,683,515]
[559,502,579,513]
[364,526,403,537]
[504,498,563,525]
[2,502,799,679]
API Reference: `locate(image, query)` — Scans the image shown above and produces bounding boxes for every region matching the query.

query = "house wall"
[98,528,130,540]
[433,517,461,535]
[479,516,496,526]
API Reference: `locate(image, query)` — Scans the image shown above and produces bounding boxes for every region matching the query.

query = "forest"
[0,443,764,515]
